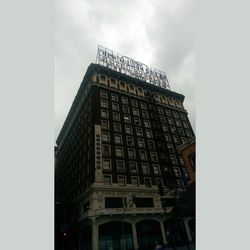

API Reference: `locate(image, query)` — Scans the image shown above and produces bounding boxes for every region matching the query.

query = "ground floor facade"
[79,214,194,250]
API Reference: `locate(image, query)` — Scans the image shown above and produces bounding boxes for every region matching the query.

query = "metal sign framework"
[96,45,170,90]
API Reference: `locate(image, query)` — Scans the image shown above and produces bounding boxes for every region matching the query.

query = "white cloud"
[55,0,196,139]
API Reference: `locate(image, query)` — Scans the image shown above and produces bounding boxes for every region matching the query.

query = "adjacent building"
[55,48,195,250]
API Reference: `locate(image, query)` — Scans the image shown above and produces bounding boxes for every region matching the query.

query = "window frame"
[115,146,124,158]
[144,177,152,188]
[103,159,112,170]
[128,148,136,159]
[129,161,138,173]
[118,175,126,186]
[116,160,125,172]
[114,134,123,144]
[102,132,110,142]
[103,175,112,186]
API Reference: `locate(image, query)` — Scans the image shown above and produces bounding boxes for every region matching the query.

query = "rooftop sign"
[96,45,170,90]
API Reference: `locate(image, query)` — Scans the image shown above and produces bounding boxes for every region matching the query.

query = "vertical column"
[92,220,99,250]
[132,222,139,250]
[160,220,167,245]
[184,219,192,241]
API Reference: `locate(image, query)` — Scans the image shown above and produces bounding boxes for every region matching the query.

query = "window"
[113,112,120,121]
[131,99,138,107]
[100,90,108,99]
[101,109,109,119]
[173,135,179,144]
[162,124,168,132]
[121,97,128,104]
[102,132,110,142]
[134,117,141,126]
[101,99,108,108]
[173,112,179,118]
[142,163,149,174]
[128,148,136,159]
[144,177,152,188]
[142,111,149,118]
[180,113,186,120]
[116,160,125,172]
[160,153,167,160]
[131,176,139,186]
[103,145,111,156]
[183,168,190,179]
[157,107,164,114]
[111,93,118,102]
[122,105,130,114]
[105,197,123,208]
[103,159,111,170]
[125,125,132,134]
[170,155,177,164]
[114,134,123,144]
[101,120,109,130]
[112,102,119,111]
[178,128,185,136]
[119,81,126,89]
[165,109,171,116]
[135,127,143,137]
[134,197,154,207]
[153,164,161,175]
[110,78,117,88]
[145,130,153,138]
[124,115,131,124]
[175,119,181,127]
[140,102,147,109]
[167,144,174,153]
[113,123,121,132]
[171,127,177,134]
[137,138,145,148]
[168,118,174,125]
[126,136,134,146]
[115,147,124,157]
[129,162,138,173]
[159,116,166,123]
[100,75,106,82]
[183,121,189,129]
[177,180,185,187]
[132,108,139,116]
[158,142,165,150]
[186,130,192,137]
[150,152,158,162]
[103,175,112,186]
[140,150,147,161]
[179,156,185,165]
[173,167,181,177]
[155,178,163,186]
[144,120,151,128]
[148,140,155,150]
[181,137,187,144]
[118,176,126,186]
[149,104,155,111]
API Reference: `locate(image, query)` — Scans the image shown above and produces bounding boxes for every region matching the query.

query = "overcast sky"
[55,0,195,141]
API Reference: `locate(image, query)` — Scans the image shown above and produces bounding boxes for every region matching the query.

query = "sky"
[55,0,195,141]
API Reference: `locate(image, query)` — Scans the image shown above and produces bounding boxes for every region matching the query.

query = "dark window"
[131,99,138,107]
[111,94,118,102]
[134,197,154,208]
[105,197,124,208]
[126,136,134,146]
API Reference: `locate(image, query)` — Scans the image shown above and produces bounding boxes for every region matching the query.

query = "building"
[55,47,195,250]
[178,137,195,184]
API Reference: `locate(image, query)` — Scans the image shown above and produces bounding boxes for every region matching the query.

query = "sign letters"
[96,46,170,90]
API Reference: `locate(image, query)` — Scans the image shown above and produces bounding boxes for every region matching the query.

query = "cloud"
[55,0,196,139]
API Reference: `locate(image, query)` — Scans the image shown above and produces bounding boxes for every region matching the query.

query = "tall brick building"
[55,49,195,250]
